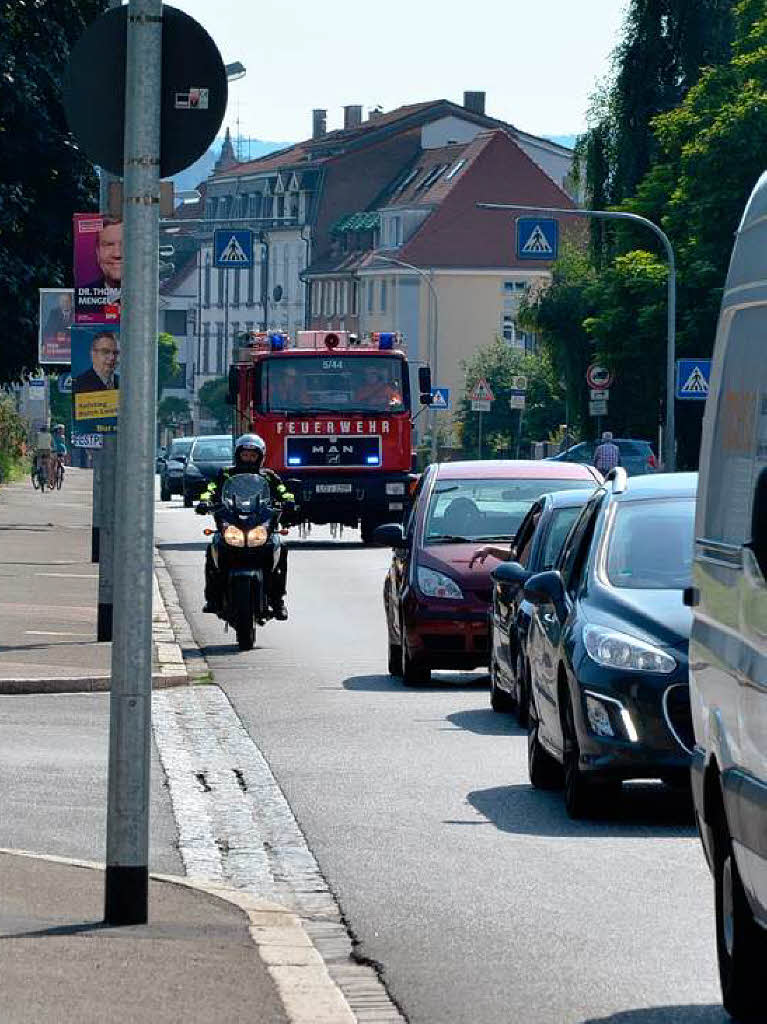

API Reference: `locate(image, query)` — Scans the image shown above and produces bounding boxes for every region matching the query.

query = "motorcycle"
[196,473,289,651]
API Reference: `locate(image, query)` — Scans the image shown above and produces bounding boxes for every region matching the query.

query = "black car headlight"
[583,624,676,675]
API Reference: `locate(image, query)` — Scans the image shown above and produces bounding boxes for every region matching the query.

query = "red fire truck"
[228,330,431,542]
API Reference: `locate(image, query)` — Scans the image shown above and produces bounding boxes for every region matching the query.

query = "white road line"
[34,572,97,579]
[25,631,94,638]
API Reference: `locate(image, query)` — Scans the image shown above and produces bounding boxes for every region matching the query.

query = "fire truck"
[227,330,432,542]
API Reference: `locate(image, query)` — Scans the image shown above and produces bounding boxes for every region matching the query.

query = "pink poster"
[73,213,122,325]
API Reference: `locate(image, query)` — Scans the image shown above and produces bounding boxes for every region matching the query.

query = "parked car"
[524,470,697,818]
[159,436,195,501]
[489,488,595,724]
[374,459,602,685]
[687,171,767,1021]
[549,438,658,475]
[182,435,233,507]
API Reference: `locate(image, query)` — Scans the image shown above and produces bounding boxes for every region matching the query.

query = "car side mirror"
[372,523,406,547]
[418,366,432,405]
[176,454,187,464]
[523,570,566,615]
[491,561,530,588]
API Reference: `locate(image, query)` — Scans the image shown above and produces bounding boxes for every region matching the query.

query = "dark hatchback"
[524,470,697,818]
[549,438,658,476]
[375,459,602,685]
[489,489,595,724]
[182,435,233,507]
[159,436,195,501]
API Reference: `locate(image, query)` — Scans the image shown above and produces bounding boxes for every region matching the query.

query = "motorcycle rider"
[197,434,295,620]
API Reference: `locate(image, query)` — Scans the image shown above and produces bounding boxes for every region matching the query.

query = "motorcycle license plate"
[315,483,353,494]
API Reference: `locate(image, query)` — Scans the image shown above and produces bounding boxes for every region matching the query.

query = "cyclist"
[34,423,54,488]
[52,425,67,485]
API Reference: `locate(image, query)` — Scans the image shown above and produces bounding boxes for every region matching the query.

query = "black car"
[182,435,233,507]
[489,488,595,724]
[548,438,658,476]
[523,470,697,818]
[159,436,195,501]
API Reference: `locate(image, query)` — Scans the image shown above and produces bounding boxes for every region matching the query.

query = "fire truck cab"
[228,330,431,543]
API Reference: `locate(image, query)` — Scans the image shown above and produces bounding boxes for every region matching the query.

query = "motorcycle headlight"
[416,566,463,600]
[222,525,246,547]
[583,624,676,675]
[247,525,269,547]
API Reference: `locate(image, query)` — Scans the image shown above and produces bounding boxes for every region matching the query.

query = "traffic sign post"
[469,380,494,458]
[676,358,711,400]
[516,218,558,261]
[214,228,254,267]
[430,387,450,410]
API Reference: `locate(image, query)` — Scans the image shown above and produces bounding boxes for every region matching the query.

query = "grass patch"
[0,454,29,487]
[191,671,215,686]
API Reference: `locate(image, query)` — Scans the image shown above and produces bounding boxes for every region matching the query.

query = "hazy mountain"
[170,137,292,193]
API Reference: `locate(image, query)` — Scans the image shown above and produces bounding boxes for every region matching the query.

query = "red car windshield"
[425,478,592,543]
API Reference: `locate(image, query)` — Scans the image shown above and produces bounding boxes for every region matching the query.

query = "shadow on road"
[156,541,208,552]
[446,707,526,737]
[467,781,696,838]
[582,1007,726,1023]
[343,673,489,693]
[287,540,363,552]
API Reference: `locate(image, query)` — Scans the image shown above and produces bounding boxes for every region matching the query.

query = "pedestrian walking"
[593,431,620,474]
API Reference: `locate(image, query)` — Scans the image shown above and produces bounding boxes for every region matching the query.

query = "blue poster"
[70,325,120,447]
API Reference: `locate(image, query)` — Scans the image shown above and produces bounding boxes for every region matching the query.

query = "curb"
[0,672,188,695]
[0,847,355,1024]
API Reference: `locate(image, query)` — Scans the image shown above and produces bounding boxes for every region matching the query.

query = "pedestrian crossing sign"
[676,358,711,400]
[516,218,558,261]
[430,387,450,410]
[214,228,254,268]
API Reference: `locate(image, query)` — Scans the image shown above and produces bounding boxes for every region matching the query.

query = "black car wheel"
[527,688,562,790]
[400,611,430,686]
[490,648,513,713]
[183,487,193,508]
[516,654,530,729]
[715,805,767,1020]
[388,640,402,676]
[160,480,171,502]
[562,689,618,819]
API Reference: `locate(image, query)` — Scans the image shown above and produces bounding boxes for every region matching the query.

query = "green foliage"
[157,332,180,398]
[198,377,231,431]
[0,0,104,384]
[455,341,565,458]
[0,393,28,483]
[48,375,72,440]
[157,395,190,428]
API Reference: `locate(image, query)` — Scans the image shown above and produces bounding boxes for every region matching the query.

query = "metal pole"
[477,202,677,471]
[224,269,229,371]
[478,409,483,459]
[97,433,116,641]
[104,0,162,926]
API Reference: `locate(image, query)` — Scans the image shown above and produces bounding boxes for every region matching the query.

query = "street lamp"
[367,252,439,462]
[477,202,677,472]
[225,61,247,82]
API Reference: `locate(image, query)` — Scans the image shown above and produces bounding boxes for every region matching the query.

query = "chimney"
[368,106,384,121]
[312,109,327,139]
[344,105,363,130]
[463,91,486,116]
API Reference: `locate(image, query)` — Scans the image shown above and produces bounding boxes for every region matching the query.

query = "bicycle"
[30,456,48,493]
[54,456,65,490]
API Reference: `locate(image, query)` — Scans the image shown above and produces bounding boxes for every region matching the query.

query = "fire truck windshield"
[262,356,406,414]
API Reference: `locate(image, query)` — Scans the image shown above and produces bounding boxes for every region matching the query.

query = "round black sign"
[63,5,228,179]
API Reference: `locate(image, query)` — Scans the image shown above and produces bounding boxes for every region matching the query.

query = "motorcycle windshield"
[221,474,271,514]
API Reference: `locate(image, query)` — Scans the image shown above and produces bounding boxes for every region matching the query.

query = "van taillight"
[648,453,657,468]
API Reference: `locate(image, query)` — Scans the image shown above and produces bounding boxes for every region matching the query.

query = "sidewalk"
[0,468,185,692]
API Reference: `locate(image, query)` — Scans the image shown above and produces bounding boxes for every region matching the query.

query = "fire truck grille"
[286,436,382,468]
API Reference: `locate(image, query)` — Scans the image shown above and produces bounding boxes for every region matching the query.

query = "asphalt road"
[156,494,726,1024]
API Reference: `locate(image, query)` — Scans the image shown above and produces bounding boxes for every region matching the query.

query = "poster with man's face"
[73,214,122,325]
[39,288,74,364]
[70,325,120,447]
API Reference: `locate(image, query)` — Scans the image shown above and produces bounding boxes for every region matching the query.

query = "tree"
[198,377,231,431]
[455,341,565,458]
[0,1,105,384]
[157,332,180,397]
[157,395,190,429]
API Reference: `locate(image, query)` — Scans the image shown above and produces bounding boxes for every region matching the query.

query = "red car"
[375,460,602,685]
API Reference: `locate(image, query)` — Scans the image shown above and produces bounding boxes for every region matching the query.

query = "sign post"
[470,378,494,459]
[676,359,711,400]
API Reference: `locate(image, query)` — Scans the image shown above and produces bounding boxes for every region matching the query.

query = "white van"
[689,171,767,1021]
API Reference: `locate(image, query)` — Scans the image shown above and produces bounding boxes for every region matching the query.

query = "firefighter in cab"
[198,434,295,620]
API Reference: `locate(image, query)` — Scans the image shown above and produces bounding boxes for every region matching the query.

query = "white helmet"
[234,433,266,469]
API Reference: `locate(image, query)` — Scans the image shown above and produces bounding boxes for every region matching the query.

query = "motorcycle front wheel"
[235,617,255,651]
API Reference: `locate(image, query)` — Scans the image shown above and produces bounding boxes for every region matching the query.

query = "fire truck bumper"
[291,473,411,528]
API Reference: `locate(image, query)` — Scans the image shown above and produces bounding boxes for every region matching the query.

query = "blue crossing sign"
[516,218,558,261]
[430,387,450,410]
[676,358,711,400]
[214,228,254,268]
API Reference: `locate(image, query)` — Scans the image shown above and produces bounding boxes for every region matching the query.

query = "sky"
[172,0,629,144]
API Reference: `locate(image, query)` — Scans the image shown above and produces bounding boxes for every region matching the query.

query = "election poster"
[70,325,120,447]
[73,213,122,325]
[39,288,74,364]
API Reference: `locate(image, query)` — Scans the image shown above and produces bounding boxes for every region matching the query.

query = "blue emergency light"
[269,332,287,351]
[287,456,302,466]
[377,332,395,350]
[366,455,381,465]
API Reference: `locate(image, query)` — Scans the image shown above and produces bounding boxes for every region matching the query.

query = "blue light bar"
[288,456,302,466]
[269,332,286,351]
[378,332,395,350]
[366,455,380,465]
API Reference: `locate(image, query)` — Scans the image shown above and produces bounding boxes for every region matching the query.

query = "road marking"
[25,631,94,638]
[34,572,97,578]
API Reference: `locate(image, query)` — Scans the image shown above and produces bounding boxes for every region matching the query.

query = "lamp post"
[368,252,439,462]
[477,202,677,472]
